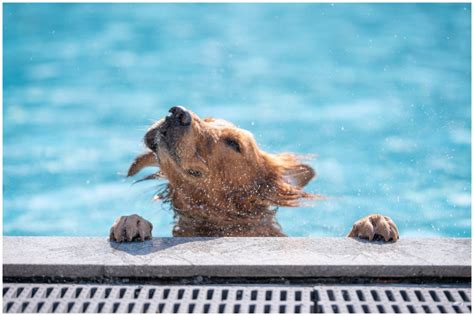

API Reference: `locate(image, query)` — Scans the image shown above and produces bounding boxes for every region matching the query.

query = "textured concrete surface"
[3,237,471,279]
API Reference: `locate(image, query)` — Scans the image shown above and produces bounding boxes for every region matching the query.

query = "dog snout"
[168,106,192,126]
[144,106,192,152]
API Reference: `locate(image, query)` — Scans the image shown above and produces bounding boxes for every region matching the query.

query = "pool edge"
[3,236,471,279]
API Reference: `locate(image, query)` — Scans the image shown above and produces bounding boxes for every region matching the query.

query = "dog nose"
[168,106,192,126]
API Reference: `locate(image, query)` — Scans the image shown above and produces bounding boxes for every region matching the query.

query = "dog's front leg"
[109,214,153,242]
[348,214,399,242]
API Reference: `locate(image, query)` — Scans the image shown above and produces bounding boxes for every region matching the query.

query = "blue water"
[4,3,471,237]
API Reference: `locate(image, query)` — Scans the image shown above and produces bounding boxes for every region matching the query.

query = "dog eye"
[187,169,202,177]
[224,137,241,153]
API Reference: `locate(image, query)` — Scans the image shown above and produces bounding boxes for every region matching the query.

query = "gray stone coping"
[3,237,471,279]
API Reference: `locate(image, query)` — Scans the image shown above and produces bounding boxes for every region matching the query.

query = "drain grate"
[314,285,471,314]
[3,283,471,313]
[3,284,314,313]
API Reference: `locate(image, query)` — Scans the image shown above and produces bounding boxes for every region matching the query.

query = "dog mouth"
[144,106,193,158]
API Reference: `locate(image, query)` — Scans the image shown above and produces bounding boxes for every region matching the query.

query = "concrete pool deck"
[3,237,471,280]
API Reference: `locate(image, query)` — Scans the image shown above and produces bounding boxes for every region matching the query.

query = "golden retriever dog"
[110,106,399,242]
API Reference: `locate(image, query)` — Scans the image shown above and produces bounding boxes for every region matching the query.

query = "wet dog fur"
[127,107,322,237]
[110,106,398,242]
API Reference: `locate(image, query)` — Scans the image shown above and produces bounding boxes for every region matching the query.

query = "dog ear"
[127,151,159,177]
[276,153,316,188]
[258,153,321,207]
[283,163,315,188]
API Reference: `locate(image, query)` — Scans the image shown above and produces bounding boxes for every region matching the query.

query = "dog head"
[128,106,319,216]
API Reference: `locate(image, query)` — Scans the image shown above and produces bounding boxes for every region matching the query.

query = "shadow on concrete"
[108,237,220,255]
[350,235,398,245]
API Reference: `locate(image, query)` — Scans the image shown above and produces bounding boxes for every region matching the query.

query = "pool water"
[4,4,471,237]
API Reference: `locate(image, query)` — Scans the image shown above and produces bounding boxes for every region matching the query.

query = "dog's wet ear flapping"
[278,153,316,188]
[127,151,159,176]
[127,151,164,182]
[260,153,321,207]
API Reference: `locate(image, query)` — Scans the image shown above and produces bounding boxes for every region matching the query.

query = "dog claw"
[348,214,399,242]
[109,214,153,242]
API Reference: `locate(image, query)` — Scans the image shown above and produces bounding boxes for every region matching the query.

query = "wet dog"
[110,106,398,242]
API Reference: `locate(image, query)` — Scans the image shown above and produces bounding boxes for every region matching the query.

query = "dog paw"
[348,214,399,242]
[109,214,153,242]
